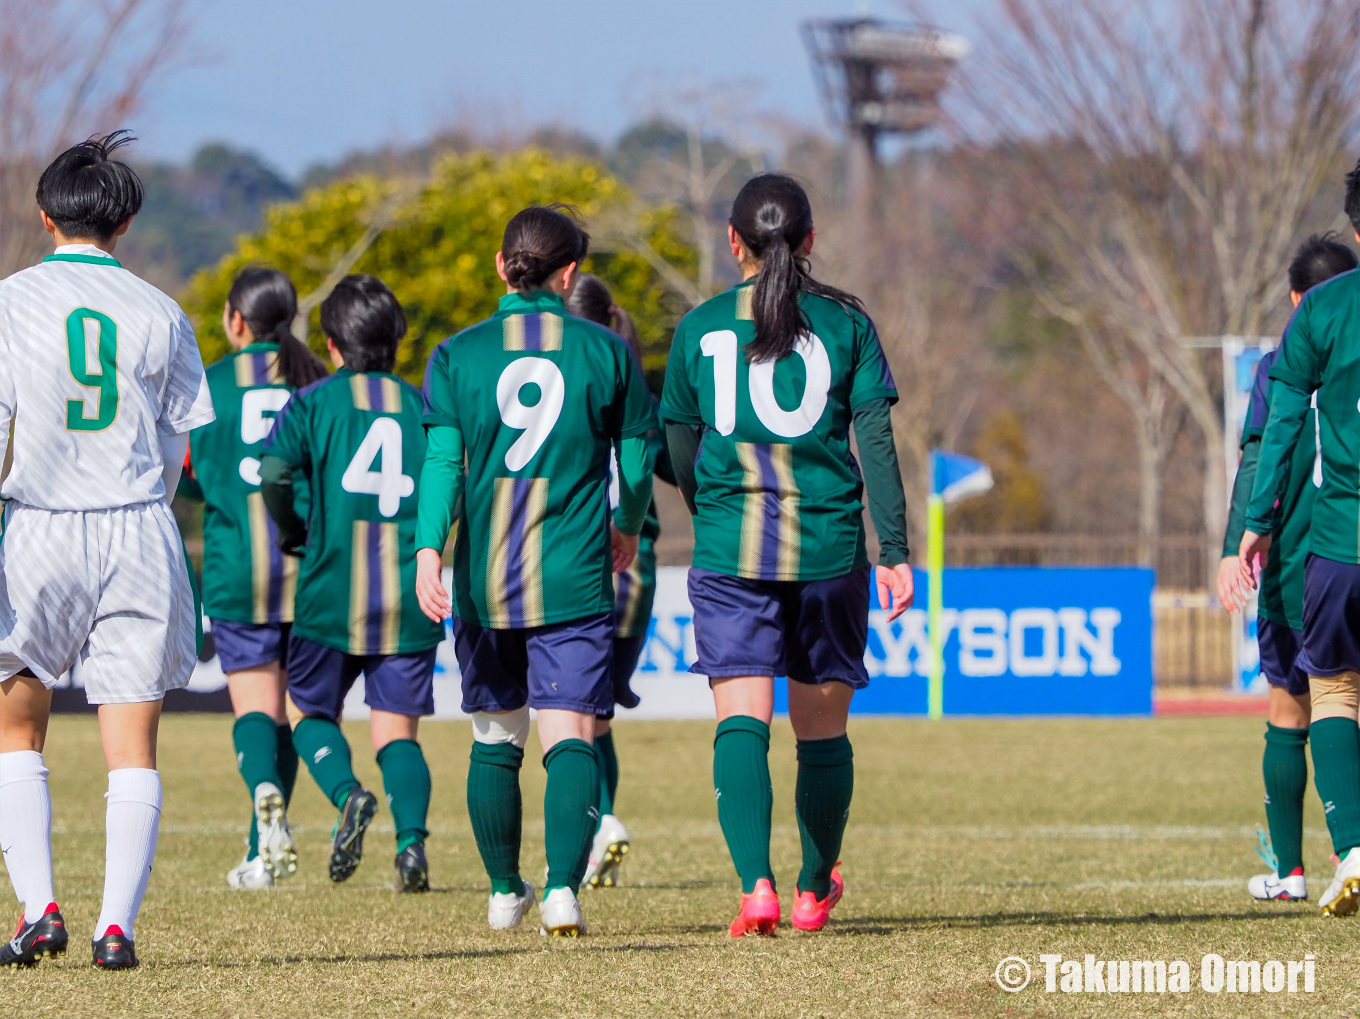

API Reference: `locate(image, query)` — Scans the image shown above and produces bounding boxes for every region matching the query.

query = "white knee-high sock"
[94,769,161,942]
[0,750,55,924]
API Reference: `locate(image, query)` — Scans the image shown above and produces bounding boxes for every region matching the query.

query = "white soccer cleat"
[254,782,298,880]
[1320,851,1360,917]
[226,854,274,891]
[538,886,587,937]
[1248,872,1307,901]
[487,880,535,931]
[583,814,631,889]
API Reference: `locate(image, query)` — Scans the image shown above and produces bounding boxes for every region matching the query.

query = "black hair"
[319,274,406,374]
[1346,157,1360,234]
[730,173,865,363]
[501,204,589,294]
[566,273,642,362]
[1288,232,1358,295]
[227,267,329,389]
[35,130,144,243]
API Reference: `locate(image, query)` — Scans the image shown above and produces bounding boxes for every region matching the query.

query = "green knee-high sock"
[1310,716,1360,857]
[1263,723,1308,876]
[293,717,359,810]
[276,722,299,805]
[595,730,619,819]
[235,712,282,862]
[467,742,524,895]
[796,735,854,899]
[714,716,774,894]
[378,738,431,853]
[543,739,600,894]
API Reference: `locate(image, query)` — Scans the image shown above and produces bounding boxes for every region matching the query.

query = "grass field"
[7,713,1360,1017]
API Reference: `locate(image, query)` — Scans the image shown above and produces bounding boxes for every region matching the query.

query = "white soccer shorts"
[0,500,197,703]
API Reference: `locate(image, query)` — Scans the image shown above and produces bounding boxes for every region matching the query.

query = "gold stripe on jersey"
[280,553,298,623]
[350,374,371,410]
[264,351,281,384]
[485,480,514,628]
[247,492,273,624]
[769,443,802,580]
[350,520,371,653]
[378,521,402,653]
[502,313,564,351]
[538,313,563,351]
[614,556,645,637]
[735,287,754,321]
[235,352,255,387]
[736,443,765,578]
[379,376,402,413]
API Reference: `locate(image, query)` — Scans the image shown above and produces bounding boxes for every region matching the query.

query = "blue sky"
[136,0,983,176]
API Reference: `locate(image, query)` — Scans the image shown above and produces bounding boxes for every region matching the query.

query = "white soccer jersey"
[0,243,215,510]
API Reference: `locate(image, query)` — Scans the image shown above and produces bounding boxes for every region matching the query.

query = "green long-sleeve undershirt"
[260,455,307,556]
[414,425,657,553]
[1222,437,1261,557]
[1246,378,1310,535]
[665,397,911,566]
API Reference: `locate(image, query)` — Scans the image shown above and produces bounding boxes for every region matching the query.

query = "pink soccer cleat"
[729,878,780,937]
[791,863,844,932]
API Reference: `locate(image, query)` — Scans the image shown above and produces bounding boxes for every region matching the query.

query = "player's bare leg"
[0,674,65,968]
[227,663,297,887]
[371,710,432,893]
[712,675,780,936]
[90,699,163,970]
[788,681,853,931]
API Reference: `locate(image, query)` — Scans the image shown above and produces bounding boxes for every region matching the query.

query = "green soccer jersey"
[1249,271,1360,565]
[1228,343,1316,630]
[613,426,664,638]
[659,280,898,581]
[187,342,299,624]
[422,290,657,629]
[265,368,442,655]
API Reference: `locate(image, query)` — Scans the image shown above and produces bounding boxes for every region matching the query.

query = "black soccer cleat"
[394,842,430,893]
[91,926,138,970]
[0,904,67,968]
[329,787,379,883]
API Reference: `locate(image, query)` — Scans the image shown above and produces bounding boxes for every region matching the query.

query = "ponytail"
[567,272,643,363]
[730,173,864,363]
[226,266,328,389]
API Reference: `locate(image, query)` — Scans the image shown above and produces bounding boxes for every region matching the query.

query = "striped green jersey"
[265,368,442,655]
[189,342,299,624]
[422,290,656,629]
[659,280,897,581]
[612,426,663,637]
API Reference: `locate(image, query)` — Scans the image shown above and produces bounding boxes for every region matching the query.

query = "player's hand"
[1237,530,1272,591]
[415,547,452,622]
[611,525,639,573]
[876,563,915,622]
[1217,555,1248,614]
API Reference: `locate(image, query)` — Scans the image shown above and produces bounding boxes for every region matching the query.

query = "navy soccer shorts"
[286,633,436,721]
[1298,554,1360,678]
[1256,618,1309,695]
[210,619,290,674]
[687,566,871,689]
[455,612,615,715]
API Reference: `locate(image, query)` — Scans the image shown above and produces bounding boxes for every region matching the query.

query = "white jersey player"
[0,132,214,971]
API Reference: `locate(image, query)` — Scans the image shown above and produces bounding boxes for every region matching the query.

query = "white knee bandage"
[472,707,530,749]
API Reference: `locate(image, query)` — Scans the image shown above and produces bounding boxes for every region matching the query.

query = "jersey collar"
[43,243,121,268]
[497,290,566,315]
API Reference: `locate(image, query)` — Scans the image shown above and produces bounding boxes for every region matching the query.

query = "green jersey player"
[1219,235,1356,903]
[416,206,657,936]
[660,174,913,937]
[566,273,678,890]
[1241,159,1360,917]
[178,267,329,892]
[260,275,443,893]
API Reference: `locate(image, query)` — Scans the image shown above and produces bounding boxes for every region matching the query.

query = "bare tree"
[0,0,191,278]
[963,0,1360,580]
